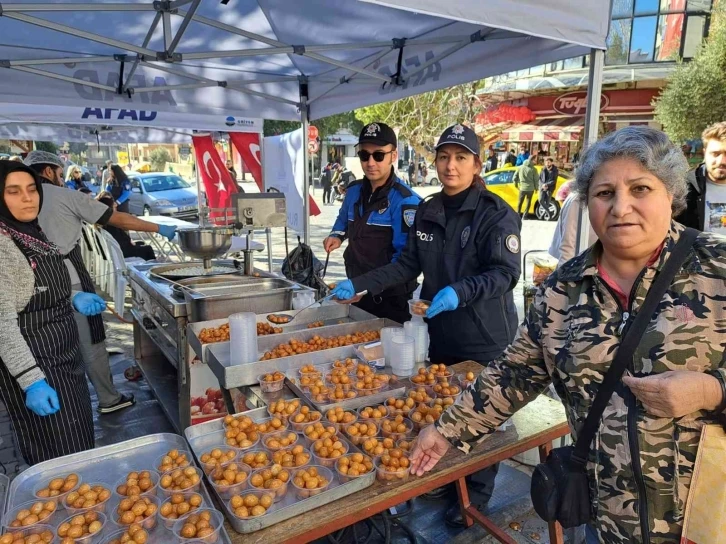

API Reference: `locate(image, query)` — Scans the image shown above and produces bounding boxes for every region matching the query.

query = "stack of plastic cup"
[229,312,258,365]
[404,320,429,364]
[389,335,416,376]
[293,291,316,310]
[380,326,406,364]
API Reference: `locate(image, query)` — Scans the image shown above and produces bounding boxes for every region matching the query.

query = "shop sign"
[553,92,609,116]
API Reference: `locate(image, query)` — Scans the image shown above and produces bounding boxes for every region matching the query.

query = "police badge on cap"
[435,124,480,156]
[358,122,397,148]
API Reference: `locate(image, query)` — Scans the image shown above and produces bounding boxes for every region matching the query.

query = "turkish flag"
[192,134,238,224]
[229,131,320,217]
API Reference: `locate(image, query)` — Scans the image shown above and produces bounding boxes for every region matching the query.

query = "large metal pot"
[177,227,234,269]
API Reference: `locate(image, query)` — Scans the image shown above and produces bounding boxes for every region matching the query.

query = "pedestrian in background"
[321,163,333,205]
[513,156,538,218]
[407,160,416,184]
[484,146,498,173]
[515,143,530,166]
[538,157,559,219]
[504,148,517,167]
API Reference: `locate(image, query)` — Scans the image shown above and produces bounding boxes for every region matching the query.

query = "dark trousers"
[517,190,534,217]
[127,242,156,261]
[539,189,552,215]
[353,291,411,324]
[322,185,332,204]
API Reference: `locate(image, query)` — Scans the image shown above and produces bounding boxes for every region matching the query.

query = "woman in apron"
[105,165,132,214]
[0,161,103,464]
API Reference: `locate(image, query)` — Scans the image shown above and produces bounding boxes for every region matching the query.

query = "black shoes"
[98,393,136,414]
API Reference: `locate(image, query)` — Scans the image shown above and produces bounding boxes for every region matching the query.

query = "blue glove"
[25,379,60,416]
[426,286,460,319]
[157,224,177,241]
[73,292,107,316]
[331,280,356,301]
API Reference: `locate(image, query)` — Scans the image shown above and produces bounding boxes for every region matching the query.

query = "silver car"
[128,173,198,219]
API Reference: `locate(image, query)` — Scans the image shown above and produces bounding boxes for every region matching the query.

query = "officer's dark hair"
[110,164,129,186]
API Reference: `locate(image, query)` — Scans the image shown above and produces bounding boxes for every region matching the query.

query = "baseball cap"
[24,150,64,169]
[435,124,480,156]
[358,122,397,148]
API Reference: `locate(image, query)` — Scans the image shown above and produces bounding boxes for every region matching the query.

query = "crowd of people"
[325,119,726,543]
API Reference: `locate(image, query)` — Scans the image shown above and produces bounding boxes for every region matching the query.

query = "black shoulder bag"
[530,227,699,528]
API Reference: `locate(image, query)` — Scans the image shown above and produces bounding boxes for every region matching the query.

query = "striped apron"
[0,246,94,465]
[65,244,105,344]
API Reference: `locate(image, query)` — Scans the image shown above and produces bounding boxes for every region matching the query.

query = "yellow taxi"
[480,165,569,221]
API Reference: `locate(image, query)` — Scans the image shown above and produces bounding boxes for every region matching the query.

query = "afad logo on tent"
[225,116,256,128]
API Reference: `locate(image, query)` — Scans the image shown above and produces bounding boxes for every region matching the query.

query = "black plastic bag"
[281,237,329,298]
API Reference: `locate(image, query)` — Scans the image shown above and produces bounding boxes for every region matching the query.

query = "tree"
[263,111,362,140]
[263,119,300,137]
[68,142,88,156]
[149,147,173,172]
[356,81,483,156]
[34,141,58,154]
[654,2,726,142]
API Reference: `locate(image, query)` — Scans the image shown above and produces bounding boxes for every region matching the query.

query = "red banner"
[229,131,320,217]
[192,134,238,224]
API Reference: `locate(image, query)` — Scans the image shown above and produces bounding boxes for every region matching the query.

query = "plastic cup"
[155,450,193,474]
[103,526,153,544]
[229,312,258,365]
[262,429,300,451]
[32,473,82,506]
[311,438,349,468]
[334,453,375,483]
[404,321,429,364]
[390,335,416,377]
[356,405,390,423]
[383,395,415,417]
[199,447,239,474]
[172,509,224,543]
[397,437,415,453]
[267,399,302,422]
[353,383,386,398]
[374,456,411,484]
[227,491,275,520]
[269,446,312,469]
[158,466,203,497]
[380,326,406,362]
[298,422,338,447]
[257,373,285,393]
[208,461,251,500]
[63,483,113,515]
[380,417,414,441]
[458,372,476,389]
[158,491,204,529]
[56,510,107,542]
[290,466,333,500]
[111,495,159,530]
[238,449,272,470]
[248,468,289,503]
[407,299,431,319]
[3,499,58,531]
[343,422,379,446]
[255,416,289,436]
[288,408,323,432]
[113,470,160,500]
[4,524,56,543]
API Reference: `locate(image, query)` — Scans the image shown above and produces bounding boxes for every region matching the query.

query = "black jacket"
[539,165,559,192]
[504,153,517,167]
[674,164,706,231]
[353,182,521,363]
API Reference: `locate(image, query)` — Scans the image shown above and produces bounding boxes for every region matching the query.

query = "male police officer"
[323,123,421,323]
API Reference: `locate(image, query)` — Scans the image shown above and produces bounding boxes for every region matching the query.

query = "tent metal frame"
[0,1,605,244]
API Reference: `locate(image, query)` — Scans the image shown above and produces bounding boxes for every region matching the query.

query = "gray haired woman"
[411,126,726,544]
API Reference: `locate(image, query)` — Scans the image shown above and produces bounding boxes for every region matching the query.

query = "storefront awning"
[499,117,582,142]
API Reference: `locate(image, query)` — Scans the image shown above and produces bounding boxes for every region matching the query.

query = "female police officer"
[332,124,522,526]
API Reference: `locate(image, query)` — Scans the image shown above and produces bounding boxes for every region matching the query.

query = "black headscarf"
[0,160,55,257]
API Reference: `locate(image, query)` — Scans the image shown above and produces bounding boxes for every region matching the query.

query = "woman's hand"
[24,379,60,416]
[623,370,724,418]
[72,293,107,316]
[410,424,450,476]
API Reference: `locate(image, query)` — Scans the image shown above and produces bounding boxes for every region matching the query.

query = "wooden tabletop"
[225,361,569,544]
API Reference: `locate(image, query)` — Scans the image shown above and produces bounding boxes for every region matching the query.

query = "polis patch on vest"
[460,226,471,248]
[403,209,416,227]
[506,235,520,253]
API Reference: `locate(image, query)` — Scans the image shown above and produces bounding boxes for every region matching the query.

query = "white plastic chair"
[97,230,145,313]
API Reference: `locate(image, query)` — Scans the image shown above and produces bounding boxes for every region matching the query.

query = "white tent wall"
[0,0,610,242]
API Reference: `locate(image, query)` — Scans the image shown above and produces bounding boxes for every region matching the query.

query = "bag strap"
[570,227,699,468]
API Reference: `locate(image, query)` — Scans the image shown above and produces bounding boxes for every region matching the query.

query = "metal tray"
[206,319,396,388]
[3,434,232,543]
[184,408,375,534]
[187,306,379,364]
[150,261,241,280]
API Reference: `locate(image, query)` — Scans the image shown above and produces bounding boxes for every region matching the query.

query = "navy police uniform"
[353,181,521,363]
[330,169,421,323]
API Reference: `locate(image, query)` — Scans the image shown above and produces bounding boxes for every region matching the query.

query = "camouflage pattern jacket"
[436,223,726,544]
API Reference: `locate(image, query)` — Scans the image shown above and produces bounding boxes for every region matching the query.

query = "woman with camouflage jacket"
[411,126,726,544]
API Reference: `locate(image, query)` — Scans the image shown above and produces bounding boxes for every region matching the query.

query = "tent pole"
[301,89,310,245]
[575,48,605,256]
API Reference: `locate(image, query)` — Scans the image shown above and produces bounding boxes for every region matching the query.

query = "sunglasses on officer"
[357,149,394,162]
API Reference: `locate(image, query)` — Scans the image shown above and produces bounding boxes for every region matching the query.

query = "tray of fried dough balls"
[2,433,231,544]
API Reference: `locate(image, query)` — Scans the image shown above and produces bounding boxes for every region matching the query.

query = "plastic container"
[374,456,412,485]
[266,399,301,422]
[113,471,160,499]
[229,312,258,365]
[404,320,429,364]
[342,422,379,446]
[323,410,357,433]
[288,409,323,432]
[103,526,152,544]
[32,473,82,505]
[199,447,239,474]
[3,499,58,531]
[158,491,204,529]
[111,495,159,530]
[407,299,431,319]
[248,468,289,503]
[158,466,203,497]
[380,417,414,441]
[397,438,415,453]
[383,395,415,417]
[257,372,285,393]
[334,453,375,483]
[356,405,389,423]
[458,372,476,390]
[172,509,224,543]
[269,446,312,469]
[389,334,416,377]
[290,466,334,499]
[4,524,56,543]
[380,326,405,364]
[155,450,192,474]
[208,461,251,500]
[56,511,107,543]
[262,430,300,451]
[255,416,289,435]
[353,383,386,398]
[311,439,349,469]
[298,424,338,447]
[227,491,276,520]
[408,406,442,432]
[238,449,272,469]
[63,483,113,515]
[327,390,357,404]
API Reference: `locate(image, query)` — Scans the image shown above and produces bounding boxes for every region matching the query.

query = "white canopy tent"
[0,0,610,242]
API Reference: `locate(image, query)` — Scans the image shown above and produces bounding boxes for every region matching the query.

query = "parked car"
[127,173,198,219]
[480,165,569,221]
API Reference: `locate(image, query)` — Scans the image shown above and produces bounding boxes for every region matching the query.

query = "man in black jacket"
[538,157,558,219]
[675,121,726,232]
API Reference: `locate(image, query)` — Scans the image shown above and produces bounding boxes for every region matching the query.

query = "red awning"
[499,117,582,142]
